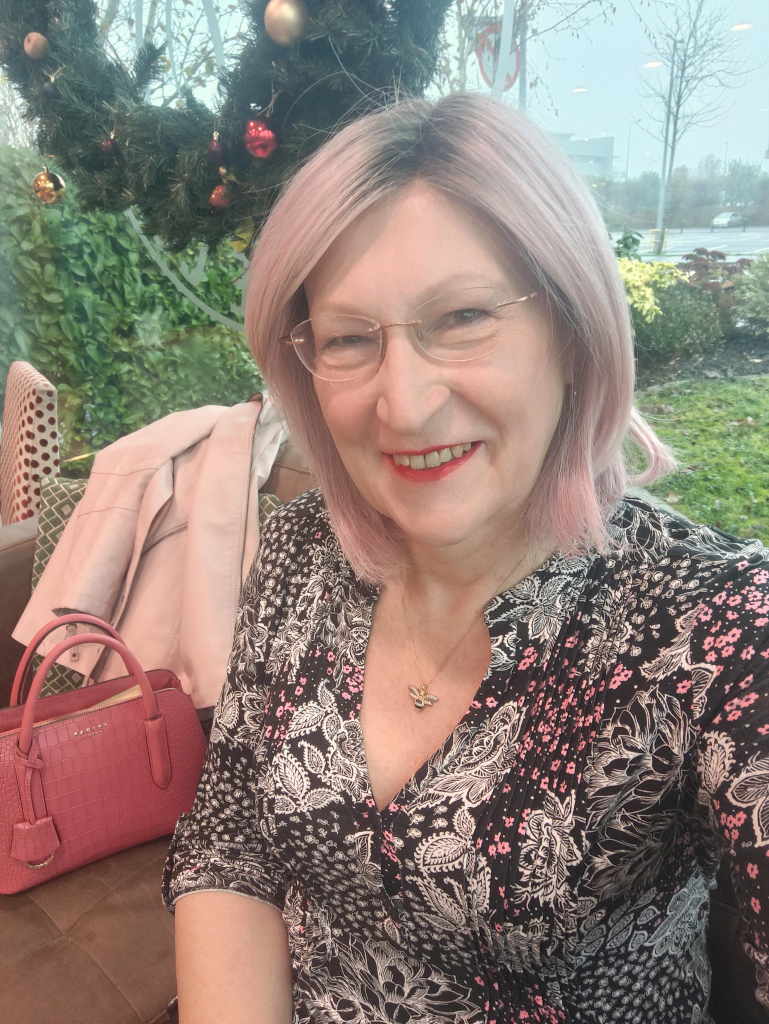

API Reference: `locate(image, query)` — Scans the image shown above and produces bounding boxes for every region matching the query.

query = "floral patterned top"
[162,489,769,1024]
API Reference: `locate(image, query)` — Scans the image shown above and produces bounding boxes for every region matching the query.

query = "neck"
[396,518,552,620]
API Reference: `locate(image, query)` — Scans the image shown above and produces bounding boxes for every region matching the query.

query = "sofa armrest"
[0,515,37,708]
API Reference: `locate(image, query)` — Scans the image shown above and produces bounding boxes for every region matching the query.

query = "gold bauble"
[264,0,309,46]
[32,166,66,204]
[23,31,49,60]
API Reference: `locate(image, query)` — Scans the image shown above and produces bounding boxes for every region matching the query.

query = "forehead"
[303,183,528,313]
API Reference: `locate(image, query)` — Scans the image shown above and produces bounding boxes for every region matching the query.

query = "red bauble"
[244,119,278,159]
[209,183,231,209]
[206,133,223,162]
[100,136,118,157]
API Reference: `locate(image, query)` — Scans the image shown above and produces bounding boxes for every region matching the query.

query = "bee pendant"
[409,684,439,710]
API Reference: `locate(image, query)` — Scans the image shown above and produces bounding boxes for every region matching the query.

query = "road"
[609,226,769,262]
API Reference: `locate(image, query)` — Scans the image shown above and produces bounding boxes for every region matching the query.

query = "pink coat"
[13,396,287,708]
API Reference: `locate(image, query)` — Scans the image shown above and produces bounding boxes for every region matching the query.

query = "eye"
[322,334,372,349]
[440,307,493,328]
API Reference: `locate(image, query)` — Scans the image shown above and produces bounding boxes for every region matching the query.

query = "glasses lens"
[289,314,381,380]
[412,287,523,361]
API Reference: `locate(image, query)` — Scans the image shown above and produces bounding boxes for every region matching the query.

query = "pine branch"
[0,0,452,250]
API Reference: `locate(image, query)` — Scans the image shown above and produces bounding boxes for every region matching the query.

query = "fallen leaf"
[667,492,680,503]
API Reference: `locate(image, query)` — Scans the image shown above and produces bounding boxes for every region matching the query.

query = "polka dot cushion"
[0,361,59,525]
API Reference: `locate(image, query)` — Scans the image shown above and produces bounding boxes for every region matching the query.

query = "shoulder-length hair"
[246,92,673,583]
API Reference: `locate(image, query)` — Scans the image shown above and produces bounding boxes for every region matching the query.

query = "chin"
[391,506,493,550]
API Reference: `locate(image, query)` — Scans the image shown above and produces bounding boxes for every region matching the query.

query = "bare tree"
[642,0,750,243]
[94,0,247,108]
[434,1,618,108]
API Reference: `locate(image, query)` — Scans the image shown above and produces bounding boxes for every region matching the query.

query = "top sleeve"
[693,558,769,1009]
[162,535,288,914]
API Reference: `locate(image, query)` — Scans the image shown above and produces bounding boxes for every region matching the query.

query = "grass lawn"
[635,377,769,545]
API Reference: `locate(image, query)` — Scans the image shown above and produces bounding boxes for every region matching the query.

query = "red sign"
[476,22,520,92]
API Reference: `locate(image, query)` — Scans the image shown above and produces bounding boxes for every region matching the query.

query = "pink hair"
[246,92,675,583]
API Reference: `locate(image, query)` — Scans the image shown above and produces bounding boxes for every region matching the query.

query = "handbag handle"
[11,613,124,707]
[18,633,171,789]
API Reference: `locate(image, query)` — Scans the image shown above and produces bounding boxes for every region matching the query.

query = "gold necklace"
[400,548,531,710]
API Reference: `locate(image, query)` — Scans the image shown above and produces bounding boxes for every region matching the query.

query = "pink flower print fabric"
[163,490,769,1023]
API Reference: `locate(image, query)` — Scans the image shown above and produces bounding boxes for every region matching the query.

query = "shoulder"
[608,494,769,586]
[607,495,769,690]
[259,487,333,556]
[246,488,365,615]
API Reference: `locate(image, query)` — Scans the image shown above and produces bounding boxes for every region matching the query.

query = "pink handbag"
[0,616,207,894]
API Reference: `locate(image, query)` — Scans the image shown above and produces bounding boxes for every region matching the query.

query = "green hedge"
[0,147,262,472]
[632,281,724,366]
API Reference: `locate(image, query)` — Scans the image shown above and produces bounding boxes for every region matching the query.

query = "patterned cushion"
[0,360,60,524]
[32,475,88,696]
[32,475,88,589]
[258,491,281,527]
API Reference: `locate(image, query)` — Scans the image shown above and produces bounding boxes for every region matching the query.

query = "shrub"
[0,146,262,467]
[617,257,683,323]
[731,254,769,332]
[613,230,643,260]
[676,248,752,337]
[632,281,724,365]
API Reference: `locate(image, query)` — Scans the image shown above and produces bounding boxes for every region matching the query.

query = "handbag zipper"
[0,688,178,740]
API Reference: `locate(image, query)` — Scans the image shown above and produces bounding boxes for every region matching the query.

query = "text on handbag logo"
[72,722,109,737]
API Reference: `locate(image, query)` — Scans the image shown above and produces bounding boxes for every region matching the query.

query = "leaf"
[666,492,680,504]
[301,742,326,776]
[276,753,309,802]
[416,833,469,873]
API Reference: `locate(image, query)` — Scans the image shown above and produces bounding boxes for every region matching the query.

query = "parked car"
[711,211,745,228]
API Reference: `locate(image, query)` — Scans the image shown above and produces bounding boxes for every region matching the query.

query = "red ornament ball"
[209,183,231,209]
[100,136,118,157]
[206,133,223,162]
[244,119,278,159]
[23,31,49,60]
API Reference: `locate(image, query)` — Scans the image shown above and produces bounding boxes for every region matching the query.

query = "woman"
[162,93,769,1023]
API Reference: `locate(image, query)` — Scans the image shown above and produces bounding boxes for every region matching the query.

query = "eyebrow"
[313,274,517,317]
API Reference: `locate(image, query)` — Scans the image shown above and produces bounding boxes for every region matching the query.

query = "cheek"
[313,382,380,484]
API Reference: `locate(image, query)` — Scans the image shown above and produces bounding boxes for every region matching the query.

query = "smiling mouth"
[390,442,474,471]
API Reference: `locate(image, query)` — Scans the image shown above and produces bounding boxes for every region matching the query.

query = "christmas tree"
[0,0,452,251]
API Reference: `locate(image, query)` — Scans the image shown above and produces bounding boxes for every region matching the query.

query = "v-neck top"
[162,488,769,1023]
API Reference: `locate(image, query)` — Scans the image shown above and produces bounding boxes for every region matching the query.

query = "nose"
[373,325,450,433]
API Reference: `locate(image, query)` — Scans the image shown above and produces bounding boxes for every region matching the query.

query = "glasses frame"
[280,289,541,382]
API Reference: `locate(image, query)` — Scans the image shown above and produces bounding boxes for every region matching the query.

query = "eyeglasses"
[280,286,540,382]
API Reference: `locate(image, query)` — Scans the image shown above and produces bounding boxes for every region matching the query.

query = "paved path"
[610,226,769,262]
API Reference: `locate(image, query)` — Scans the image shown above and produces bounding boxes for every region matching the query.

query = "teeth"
[392,444,475,470]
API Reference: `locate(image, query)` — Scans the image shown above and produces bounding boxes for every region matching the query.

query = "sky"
[516,0,769,178]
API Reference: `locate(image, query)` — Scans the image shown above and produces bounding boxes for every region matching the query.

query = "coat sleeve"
[162,528,288,913]
[693,559,769,1010]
